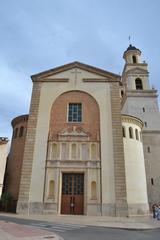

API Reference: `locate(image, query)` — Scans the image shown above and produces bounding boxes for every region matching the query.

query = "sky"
[1,0,160,139]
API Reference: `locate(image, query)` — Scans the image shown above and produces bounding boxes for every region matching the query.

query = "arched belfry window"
[135,78,143,90]
[132,55,137,63]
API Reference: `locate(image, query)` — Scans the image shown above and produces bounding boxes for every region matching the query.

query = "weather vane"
[128,35,132,45]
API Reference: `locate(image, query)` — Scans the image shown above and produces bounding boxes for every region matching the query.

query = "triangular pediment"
[58,126,90,141]
[126,67,148,75]
[31,61,120,82]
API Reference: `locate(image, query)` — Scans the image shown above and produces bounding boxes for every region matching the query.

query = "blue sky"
[1,0,160,138]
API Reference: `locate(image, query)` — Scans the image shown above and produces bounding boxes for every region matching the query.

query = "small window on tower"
[132,55,137,63]
[151,178,154,185]
[135,78,143,90]
[144,122,147,127]
[143,107,145,112]
[68,103,82,122]
[147,146,151,153]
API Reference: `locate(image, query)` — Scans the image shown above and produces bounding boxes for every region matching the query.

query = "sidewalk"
[0,220,62,240]
[1,213,160,230]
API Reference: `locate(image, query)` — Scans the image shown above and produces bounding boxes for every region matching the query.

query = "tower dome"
[123,44,141,64]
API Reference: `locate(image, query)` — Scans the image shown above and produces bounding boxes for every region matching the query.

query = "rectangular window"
[68,103,82,122]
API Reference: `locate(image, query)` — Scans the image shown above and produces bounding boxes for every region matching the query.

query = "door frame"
[59,171,85,215]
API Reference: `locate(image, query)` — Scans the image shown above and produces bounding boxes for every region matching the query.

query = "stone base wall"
[128,203,149,216]
[86,203,101,216]
[17,201,149,217]
[101,203,116,216]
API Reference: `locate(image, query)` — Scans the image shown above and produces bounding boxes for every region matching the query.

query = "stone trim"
[31,61,121,81]
[37,78,69,83]
[11,114,29,127]
[17,83,41,212]
[83,78,120,83]
[111,82,128,216]
[126,89,158,98]
[122,114,143,128]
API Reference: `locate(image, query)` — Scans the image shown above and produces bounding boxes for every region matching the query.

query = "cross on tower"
[71,68,81,85]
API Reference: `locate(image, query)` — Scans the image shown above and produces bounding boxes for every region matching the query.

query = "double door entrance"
[61,173,84,215]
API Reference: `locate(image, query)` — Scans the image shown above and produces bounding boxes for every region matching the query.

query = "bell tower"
[121,44,160,131]
[122,44,150,91]
[121,44,160,208]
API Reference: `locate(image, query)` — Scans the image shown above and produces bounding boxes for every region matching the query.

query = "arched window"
[132,55,137,63]
[129,127,133,139]
[71,143,77,159]
[19,126,24,137]
[91,181,97,199]
[81,143,87,160]
[14,128,18,138]
[121,90,124,98]
[48,180,55,198]
[135,129,139,140]
[91,144,96,160]
[142,107,145,112]
[135,78,143,90]
[122,126,126,138]
[52,143,58,159]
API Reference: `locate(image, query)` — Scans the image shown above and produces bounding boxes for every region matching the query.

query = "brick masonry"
[49,91,100,141]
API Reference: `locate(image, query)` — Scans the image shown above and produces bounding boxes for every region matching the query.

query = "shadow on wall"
[0,192,16,213]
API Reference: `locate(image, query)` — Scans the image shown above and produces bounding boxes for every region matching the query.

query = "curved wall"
[122,114,149,216]
[4,114,28,205]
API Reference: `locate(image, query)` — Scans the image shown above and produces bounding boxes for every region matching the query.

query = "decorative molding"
[126,67,148,75]
[83,78,119,83]
[34,78,69,83]
[142,130,160,134]
[126,90,158,98]
[122,114,143,128]
[58,126,90,141]
[31,61,121,82]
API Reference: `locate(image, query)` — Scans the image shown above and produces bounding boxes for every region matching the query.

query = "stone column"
[17,83,41,214]
[111,82,128,217]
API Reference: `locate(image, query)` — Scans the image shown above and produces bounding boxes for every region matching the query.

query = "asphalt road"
[0,215,159,240]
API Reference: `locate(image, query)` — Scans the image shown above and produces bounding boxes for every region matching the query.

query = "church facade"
[5,45,160,216]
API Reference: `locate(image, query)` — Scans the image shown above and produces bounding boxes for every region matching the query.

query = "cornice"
[142,130,160,134]
[126,89,158,98]
[122,114,143,128]
[83,78,120,83]
[11,114,29,127]
[31,61,121,82]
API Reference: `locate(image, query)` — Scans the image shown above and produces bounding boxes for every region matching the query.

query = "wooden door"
[61,173,84,215]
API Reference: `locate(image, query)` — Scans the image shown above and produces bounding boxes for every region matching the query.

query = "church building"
[5,45,160,217]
